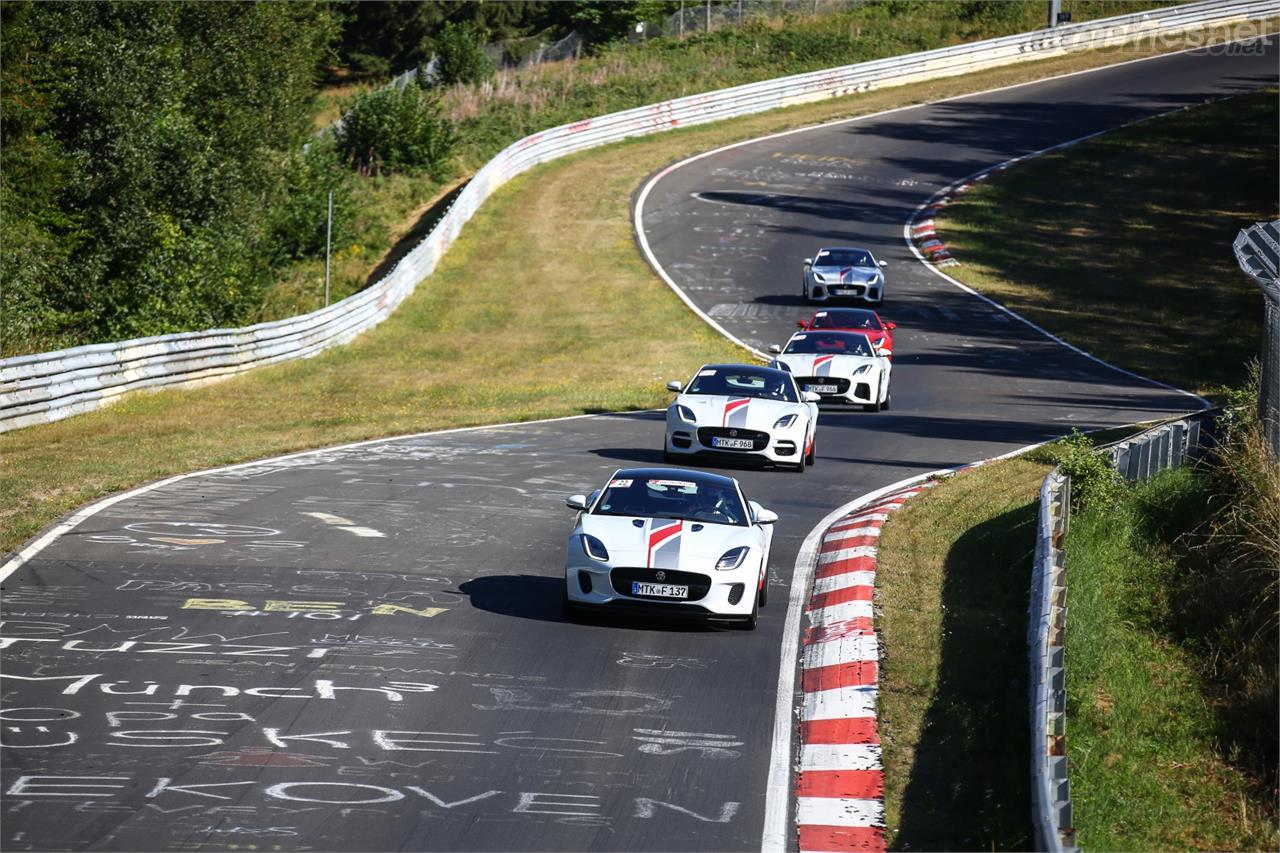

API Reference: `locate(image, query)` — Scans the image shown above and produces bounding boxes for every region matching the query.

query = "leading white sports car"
[563,467,777,628]
[664,363,820,471]
[802,246,888,304]
[769,330,892,411]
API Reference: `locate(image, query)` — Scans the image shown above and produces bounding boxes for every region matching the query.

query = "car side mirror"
[566,494,589,511]
[803,258,813,267]
[796,320,807,329]
[878,260,888,267]
[886,322,896,330]
[802,391,821,403]
[755,508,779,525]
[768,344,782,354]
[666,380,683,392]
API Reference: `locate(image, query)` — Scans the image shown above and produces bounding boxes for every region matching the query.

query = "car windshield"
[810,309,881,331]
[813,249,873,268]
[593,476,748,526]
[785,332,874,356]
[685,368,798,403]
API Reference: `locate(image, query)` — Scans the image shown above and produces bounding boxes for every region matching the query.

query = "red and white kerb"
[795,483,933,853]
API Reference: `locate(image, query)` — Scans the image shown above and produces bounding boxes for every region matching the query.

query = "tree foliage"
[1,1,342,352]
[432,20,495,87]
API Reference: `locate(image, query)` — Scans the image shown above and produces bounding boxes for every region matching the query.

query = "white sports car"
[802,246,888,304]
[664,363,820,471]
[769,330,892,411]
[563,467,777,628]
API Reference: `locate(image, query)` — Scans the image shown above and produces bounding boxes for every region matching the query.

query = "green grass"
[1064,466,1278,851]
[1,23,1261,559]
[876,457,1050,849]
[937,88,1280,400]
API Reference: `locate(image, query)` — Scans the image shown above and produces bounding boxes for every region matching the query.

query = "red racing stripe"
[797,769,884,800]
[815,556,877,579]
[797,823,885,852]
[802,660,877,692]
[802,717,879,745]
[807,585,874,611]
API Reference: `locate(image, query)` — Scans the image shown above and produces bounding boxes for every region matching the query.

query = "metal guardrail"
[2,0,1272,432]
[1028,409,1217,851]
[1233,220,1280,457]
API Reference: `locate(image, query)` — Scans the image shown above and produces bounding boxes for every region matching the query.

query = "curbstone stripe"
[795,483,934,852]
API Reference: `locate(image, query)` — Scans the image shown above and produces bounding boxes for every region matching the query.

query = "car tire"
[805,436,816,466]
[739,597,759,630]
[882,392,891,411]
[757,571,768,607]
[663,450,678,464]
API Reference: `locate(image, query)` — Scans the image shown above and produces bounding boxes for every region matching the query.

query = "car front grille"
[696,427,769,450]
[610,567,711,601]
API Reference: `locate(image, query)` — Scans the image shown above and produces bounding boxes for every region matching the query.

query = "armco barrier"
[1028,410,1217,851]
[2,0,1272,432]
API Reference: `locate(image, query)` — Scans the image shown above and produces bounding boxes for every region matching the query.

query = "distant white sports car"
[802,246,888,304]
[769,330,892,411]
[563,467,777,628]
[664,363,820,471]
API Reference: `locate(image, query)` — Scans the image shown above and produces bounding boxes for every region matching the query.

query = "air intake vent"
[578,571,593,595]
[727,583,745,605]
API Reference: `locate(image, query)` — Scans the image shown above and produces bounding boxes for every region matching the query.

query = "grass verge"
[1064,458,1278,851]
[0,23,1259,560]
[936,85,1280,400]
[875,456,1049,850]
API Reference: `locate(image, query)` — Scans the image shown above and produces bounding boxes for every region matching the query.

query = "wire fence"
[389,30,584,90]
[1233,220,1280,458]
[661,0,864,37]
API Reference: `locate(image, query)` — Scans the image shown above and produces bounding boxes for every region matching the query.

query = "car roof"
[610,467,739,489]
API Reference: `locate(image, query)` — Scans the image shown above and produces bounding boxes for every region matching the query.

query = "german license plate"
[806,384,838,394]
[711,437,753,449]
[632,582,688,598]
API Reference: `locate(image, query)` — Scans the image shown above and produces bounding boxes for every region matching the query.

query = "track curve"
[2,41,1275,852]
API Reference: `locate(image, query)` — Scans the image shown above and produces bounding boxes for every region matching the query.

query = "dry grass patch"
[2,23,1254,559]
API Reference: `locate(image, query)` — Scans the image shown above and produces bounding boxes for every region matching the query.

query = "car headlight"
[853,364,872,376]
[716,546,749,571]
[869,274,880,284]
[676,404,697,423]
[774,413,798,429]
[813,273,825,283]
[580,534,609,562]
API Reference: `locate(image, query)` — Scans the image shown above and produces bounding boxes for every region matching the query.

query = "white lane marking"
[817,545,877,565]
[804,686,880,721]
[342,526,386,538]
[801,743,882,771]
[812,571,877,595]
[822,525,881,542]
[796,796,884,828]
[302,511,355,525]
[808,600,875,622]
[803,633,879,667]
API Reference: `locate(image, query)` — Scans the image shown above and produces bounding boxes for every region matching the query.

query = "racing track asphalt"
[1,39,1275,852]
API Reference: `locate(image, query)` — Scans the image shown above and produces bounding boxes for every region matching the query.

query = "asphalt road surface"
[2,39,1274,852]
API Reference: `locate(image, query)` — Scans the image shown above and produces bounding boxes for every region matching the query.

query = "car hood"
[675,394,801,430]
[774,353,881,377]
[811,264,880,284]
[579,515,749,568]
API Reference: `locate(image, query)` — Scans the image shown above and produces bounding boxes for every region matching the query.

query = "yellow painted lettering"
[369,604,447,618]
[264,600,342,612]
[181,598,250,610]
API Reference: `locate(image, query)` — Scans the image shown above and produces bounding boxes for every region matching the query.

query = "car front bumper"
[564,559,759,618]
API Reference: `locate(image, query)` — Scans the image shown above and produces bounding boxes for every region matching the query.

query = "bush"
[1033,429,1124,511]
[268,139,356,261]
[334,86,457,177]
[432,21,495,87]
